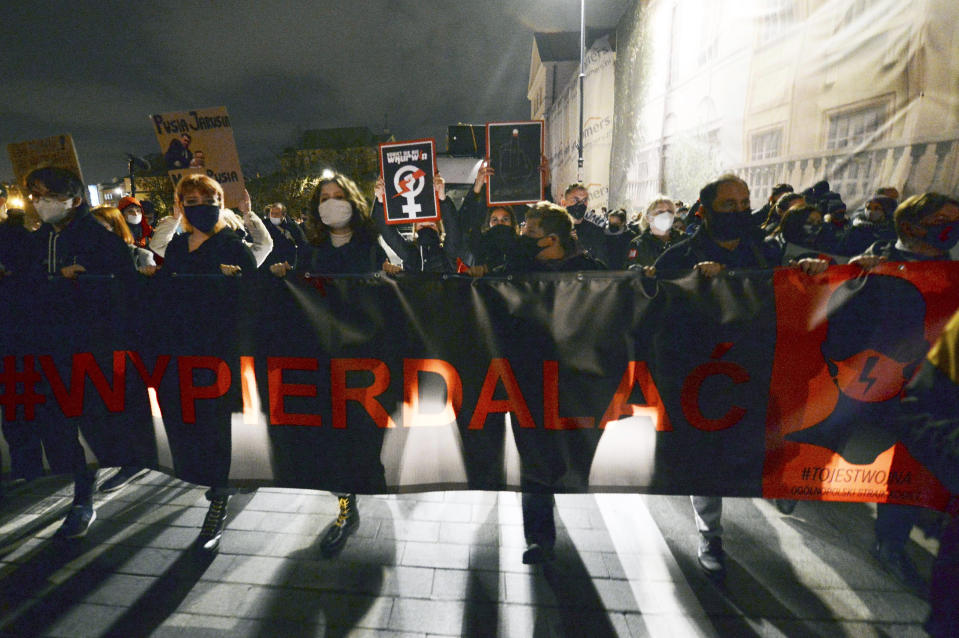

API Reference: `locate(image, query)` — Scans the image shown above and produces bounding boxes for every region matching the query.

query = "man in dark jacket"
[23,166,137,539]
[847,192,959,590]
[261,202,308,271]
[654,174,826,579]
[510,201,605,564]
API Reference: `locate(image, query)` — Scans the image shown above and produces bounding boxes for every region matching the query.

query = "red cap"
[117,196,142,211]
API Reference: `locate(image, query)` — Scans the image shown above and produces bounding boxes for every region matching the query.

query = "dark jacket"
[32,203,136,277]
[162,228,257,275]
[303,235,387,275]
[626,228,684,268]
[261,216,309,270]
[654,226,780,275]
[0,221,36,276]
[861,239,950,263]
[373,199,456,273]
[528,251,607,272]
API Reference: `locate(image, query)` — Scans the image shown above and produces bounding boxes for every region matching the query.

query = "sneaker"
[697,536,726,578]
[196,496,229,554]
[872,541,926,592]
[56,505,96,539]
[522,542,555,565]
[775,499,798,515]
[320,494,359,557]
[99,467,150,493]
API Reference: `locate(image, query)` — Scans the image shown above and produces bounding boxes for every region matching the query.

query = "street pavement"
[0,471,936,637]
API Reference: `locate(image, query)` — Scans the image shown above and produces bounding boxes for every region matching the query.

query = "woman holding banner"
[269,172,385,557]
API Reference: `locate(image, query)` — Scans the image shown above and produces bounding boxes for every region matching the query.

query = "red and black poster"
[378,138,439,225]
[1,265,958,509]
[486,121,544,206]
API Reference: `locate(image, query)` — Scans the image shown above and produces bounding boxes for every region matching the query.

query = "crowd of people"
[0,163,957,634]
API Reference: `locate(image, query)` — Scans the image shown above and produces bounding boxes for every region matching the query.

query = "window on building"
[757,0,796,46]
[827,104,886,150]
[830,155,874,202]
[751,128,783,161]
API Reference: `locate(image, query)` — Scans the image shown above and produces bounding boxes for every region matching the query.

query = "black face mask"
[566,202,587,220]
[923,222,959,252]
[516,235,544,262]
[183,204,220,234]
[607,223,623,234]
[706,209,752,241]
[417,227,440,246]
[483,224,516,252]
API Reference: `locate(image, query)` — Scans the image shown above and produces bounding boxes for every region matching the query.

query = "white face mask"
[651,211,674,234]
[125,212,142,225]
[269,216,283,226]
[318,198,353,229]
[35,197,74,225]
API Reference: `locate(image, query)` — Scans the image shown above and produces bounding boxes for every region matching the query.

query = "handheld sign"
[486,121,544,206]
[7,134,84,187]
[379,139,439,225]
[149,106,245,208]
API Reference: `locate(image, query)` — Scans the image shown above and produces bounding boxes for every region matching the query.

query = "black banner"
[1,267,956,509]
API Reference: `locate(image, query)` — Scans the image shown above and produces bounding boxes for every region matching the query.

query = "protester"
[760,191,805,235]
[840,195,898,255]
[260,202,308,272]
[625,196,684,268]
[372,174,456,273]
[142,174,256,552]
[751,183,793,227]
[117,195,154,249]
[507,201,606,564]
[23,166,137,538]
[269,172,385,557]
[654,174,827,578]
[272,173,386,277]
[455,162,522,275]
[90,205,156,270]
[893,307,959,636]
[0,208,34,277]
[764,203,835,264]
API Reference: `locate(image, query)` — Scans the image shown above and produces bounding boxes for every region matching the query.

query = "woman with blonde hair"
[91,205,156,269]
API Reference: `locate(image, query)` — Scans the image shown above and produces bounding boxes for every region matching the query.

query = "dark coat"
[654,226,780,275]
[32,203,136,277]
[261,216,309,270]
[162,228,257,275]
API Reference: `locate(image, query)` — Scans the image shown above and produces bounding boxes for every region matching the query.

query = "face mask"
[651,212,674,234]
[125,212,142,225]
[318,198,353,229]
[183,204,220,233]
[607,222,623,234]
[566,202,587,220]
[516,235,545,261]
[923,222,959,252]
[35,197,74,225]
[802,222,821,236]
[269,216,283,226]
[866,208,883,222]
[706,209,752,241]
[417,226,440,246]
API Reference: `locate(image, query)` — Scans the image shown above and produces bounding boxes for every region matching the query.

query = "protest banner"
[149,106,245,208]
[378,139,439,224]
[7,134,84,187]
[486,121,544,206]
[0,264,956,510]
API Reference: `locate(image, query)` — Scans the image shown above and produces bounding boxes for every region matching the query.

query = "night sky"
[0,0,629,185]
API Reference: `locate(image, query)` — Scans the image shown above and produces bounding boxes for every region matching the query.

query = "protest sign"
[149,106,245,208]
[7,134,84,187]
[486,121,544,206]
[378,139,439,224]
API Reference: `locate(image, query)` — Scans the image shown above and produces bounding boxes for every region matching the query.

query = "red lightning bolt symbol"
[392,169,426,198]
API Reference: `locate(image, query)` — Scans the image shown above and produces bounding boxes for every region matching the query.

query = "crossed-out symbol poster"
[379,138,439,225]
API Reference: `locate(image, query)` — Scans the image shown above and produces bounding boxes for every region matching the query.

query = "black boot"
[196,495,229,554]
[320,493,359,557]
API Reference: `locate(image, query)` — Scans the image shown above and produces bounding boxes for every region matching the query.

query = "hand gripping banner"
[0,265,956,510]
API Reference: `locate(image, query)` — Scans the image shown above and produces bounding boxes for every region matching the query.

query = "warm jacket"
[32,203,137,277]
[654,226,780,275]
[162,228,257,275]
